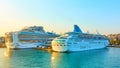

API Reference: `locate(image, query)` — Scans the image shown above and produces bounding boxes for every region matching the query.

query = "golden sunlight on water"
[4,49,12,57]
[51,52,72,68]
[51,52,60,68]
[0,49,11,68]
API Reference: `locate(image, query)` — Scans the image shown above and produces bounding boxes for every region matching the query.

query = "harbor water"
[0,47,120,68]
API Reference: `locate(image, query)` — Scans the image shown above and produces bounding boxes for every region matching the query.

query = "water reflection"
[3,49,52,68]
[4,49,12,57]
[51,48,109,68]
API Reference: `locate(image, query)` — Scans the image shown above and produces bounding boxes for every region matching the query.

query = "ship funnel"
[73,25,83,33]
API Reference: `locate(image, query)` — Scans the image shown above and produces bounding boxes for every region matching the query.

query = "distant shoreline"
[107,45,120,48]
[0,45,120,49]
[0,46,6,48]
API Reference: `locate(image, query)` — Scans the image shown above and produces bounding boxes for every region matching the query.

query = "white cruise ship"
[5,26,59,49]
[52,25,109,52]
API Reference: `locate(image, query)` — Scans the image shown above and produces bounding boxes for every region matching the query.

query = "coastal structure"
[0,37,5,43]
[107,34,120,46]
[5,26,59,49]
[52,25,109,52]
[0,37,5,47]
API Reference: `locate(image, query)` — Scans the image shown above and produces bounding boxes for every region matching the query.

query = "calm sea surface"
[0,47,120,68]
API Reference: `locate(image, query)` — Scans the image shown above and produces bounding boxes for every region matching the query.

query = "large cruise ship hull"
[5,26,60,49]
[52,45,108,52]
[52,40,109,52]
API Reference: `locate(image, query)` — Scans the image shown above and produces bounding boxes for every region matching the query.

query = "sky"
[0,0,120,36]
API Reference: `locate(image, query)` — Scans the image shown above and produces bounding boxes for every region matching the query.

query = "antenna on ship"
[96,30,100,34]
[87,30,89,34]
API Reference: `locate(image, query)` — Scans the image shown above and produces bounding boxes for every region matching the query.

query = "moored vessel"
[52,25,109,52]
[5,26,59,49]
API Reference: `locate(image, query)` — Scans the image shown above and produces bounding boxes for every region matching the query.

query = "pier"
[36,46,53,52]
[108,44,120,48]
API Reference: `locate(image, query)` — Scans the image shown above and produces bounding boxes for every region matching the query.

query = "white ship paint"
[5,26,59,49]
[52,25,109,52]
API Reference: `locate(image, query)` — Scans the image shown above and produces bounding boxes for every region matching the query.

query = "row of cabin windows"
[89,42,106,44]
[56,44,66,46]
[55,44,71,46]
